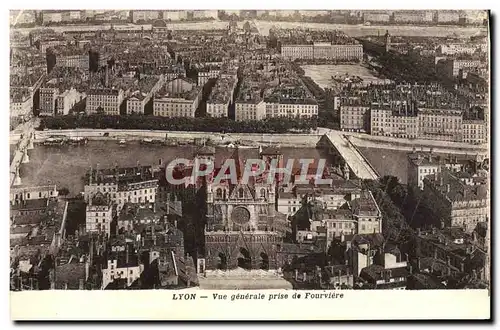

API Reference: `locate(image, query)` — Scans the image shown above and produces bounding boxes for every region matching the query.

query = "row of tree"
[38,114,318,134]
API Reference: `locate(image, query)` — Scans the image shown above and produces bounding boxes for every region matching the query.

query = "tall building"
[85,192,114,237]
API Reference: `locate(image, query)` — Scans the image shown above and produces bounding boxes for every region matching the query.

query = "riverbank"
[27,128,488,154]
[32,129,322,147]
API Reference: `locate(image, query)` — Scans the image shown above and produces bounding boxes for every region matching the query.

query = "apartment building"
[153,88,201,118]
[84,165,158,213]
[126,76,164,114]
[235,100,266,121]
[462,119,487,145]
[393,10,434,24]
[162,10,188,21]
[10,89,33,119]
[423,170,489,233]
[131,10,160,23]
[370,103,419,138]
[86,88,126,115]
[206,76,237,118]
[407,150,442,190]
[340,104,370,132]
[418,108,463,142]
[86,192,114,237]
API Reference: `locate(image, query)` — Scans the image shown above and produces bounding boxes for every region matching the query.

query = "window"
[216,188,223,199]
[260,188,266,198]
[238,188,244,199]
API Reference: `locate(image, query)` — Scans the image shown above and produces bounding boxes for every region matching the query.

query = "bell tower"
[384,30,391,53]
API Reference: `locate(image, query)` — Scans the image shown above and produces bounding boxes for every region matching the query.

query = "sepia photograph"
[8,7,491,321]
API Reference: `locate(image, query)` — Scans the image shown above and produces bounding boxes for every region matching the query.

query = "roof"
[423,169,488,202]
[360,265,409,282]
[408,273,446,289]
[55,263,86,289]
[11,198,49,211]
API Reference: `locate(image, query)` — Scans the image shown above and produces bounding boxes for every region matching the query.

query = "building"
[101,242,144,289]
[363,12,391,23]
[437,43,485,56]
[56,53,89,70]
[192,10,218,20]
[281,45,314,60]
[10,89,33,120]
[235,99,266,121]
[293,189,382,248]
[55,88,84,115]
[117,203,163,233]
[418,108,463,142]
[85,192,114,237]
[407,150,442,190]
[277,191,303,217]
[153,86,201,118]
[392,10,434,24]
[416,227,488,279]
[281,43,363,62]
[422,169,488,233]
[131,10,160,23]
[126,76,164,114]
[86,88,126,115]
[370,102,419,138]
[41,11,63,25]
[340,104,370,132]
[10,185,59,206]
[162,10,188,21]
[198,66,221,86]
[206,76,237,118]
[462,119,487,145]
[84,165,158,213]
[440,59,483,78]
[436,11,461,24]
[201,147,289,271]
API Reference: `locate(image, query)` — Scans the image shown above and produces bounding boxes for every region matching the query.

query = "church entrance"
[237,248,252,270]
[217,253,227,270]
[260,252,269,270]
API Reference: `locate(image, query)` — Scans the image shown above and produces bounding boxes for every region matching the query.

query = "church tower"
[384,30,391,53]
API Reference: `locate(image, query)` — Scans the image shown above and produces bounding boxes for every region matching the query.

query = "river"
[18,141,332,194]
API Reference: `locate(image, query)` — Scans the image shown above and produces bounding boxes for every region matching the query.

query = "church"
[165,145,290,272]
